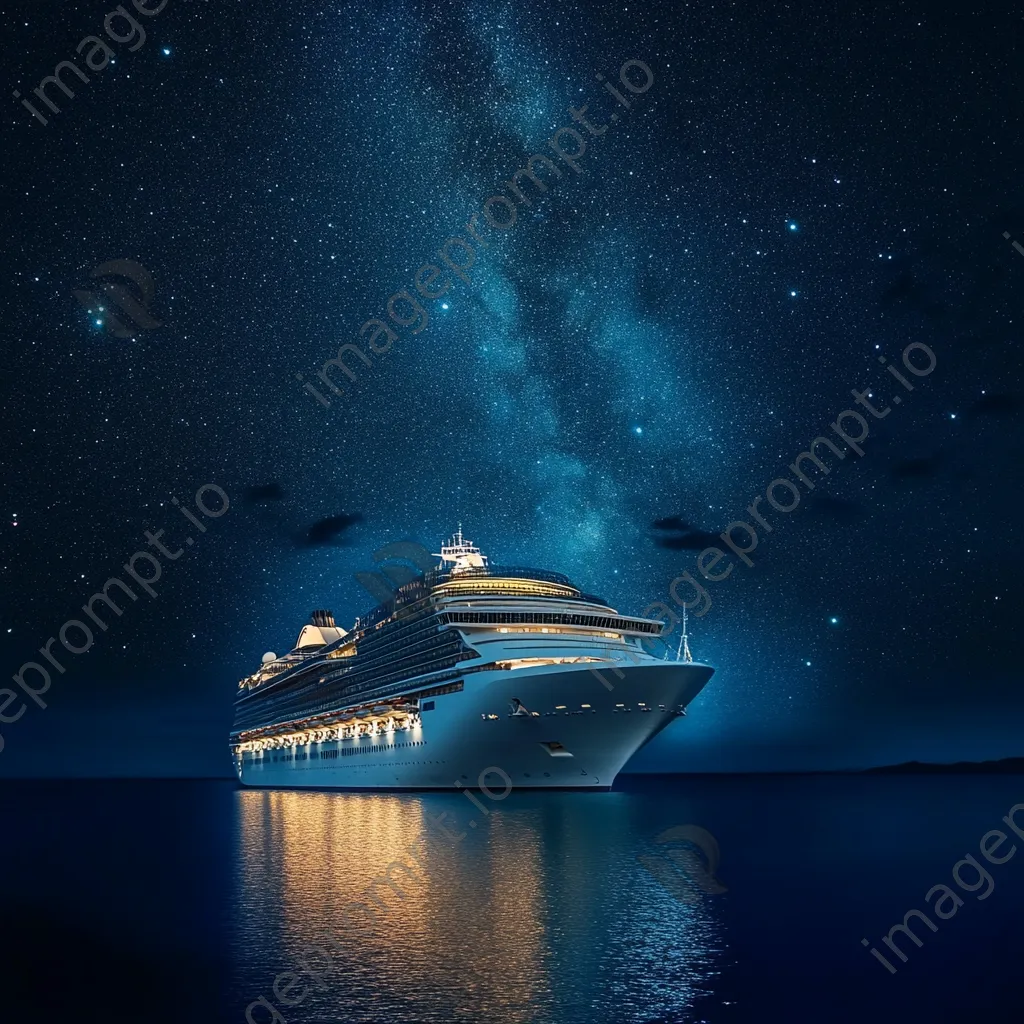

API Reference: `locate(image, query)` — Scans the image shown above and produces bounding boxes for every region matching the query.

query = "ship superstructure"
[230,528,714,789]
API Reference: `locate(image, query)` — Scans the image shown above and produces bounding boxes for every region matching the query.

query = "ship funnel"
[295,611,347,649]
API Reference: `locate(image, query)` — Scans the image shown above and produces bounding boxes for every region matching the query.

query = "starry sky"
[2,0,1023,776]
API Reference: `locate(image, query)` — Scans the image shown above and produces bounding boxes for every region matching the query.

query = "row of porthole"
[256,760,445,768]
[249,740,428,762]
[483,705,673,721]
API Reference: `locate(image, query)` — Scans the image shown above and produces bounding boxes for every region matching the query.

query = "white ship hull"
[234,659,713,790]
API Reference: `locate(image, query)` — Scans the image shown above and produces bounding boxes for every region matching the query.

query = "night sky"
[2,0,1023,777]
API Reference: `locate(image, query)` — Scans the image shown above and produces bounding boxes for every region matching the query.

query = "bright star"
[788,222,798,231]
[162,48,171,56]
[830,617,839,625]
[634,426,643,435]
[790,290,798,297]
[441,303,449,310]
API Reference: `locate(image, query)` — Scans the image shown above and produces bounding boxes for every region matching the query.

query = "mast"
[434,525,488,572]
[675,605,693,663]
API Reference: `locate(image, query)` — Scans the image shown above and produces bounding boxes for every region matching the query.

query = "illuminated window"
[436,577,578,599]
[495,656,605,670]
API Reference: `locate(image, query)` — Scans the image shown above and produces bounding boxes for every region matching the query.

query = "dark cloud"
[652,517,721,550]
[300,513,363,547]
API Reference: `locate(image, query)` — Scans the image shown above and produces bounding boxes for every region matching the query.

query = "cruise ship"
[230,529,714,789]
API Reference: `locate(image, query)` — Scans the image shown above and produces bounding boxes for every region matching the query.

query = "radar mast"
[434,524,489,572]
[675,605,694,663]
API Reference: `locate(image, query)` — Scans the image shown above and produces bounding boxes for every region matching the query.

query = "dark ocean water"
[2,774,1022,1024]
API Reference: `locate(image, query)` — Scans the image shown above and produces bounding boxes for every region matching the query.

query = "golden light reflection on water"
[235,790,724,1023]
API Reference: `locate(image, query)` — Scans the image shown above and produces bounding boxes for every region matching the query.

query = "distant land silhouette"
[863,757,1024,774]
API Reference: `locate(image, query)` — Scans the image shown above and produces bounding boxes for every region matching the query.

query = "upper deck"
[233,529,668,717]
